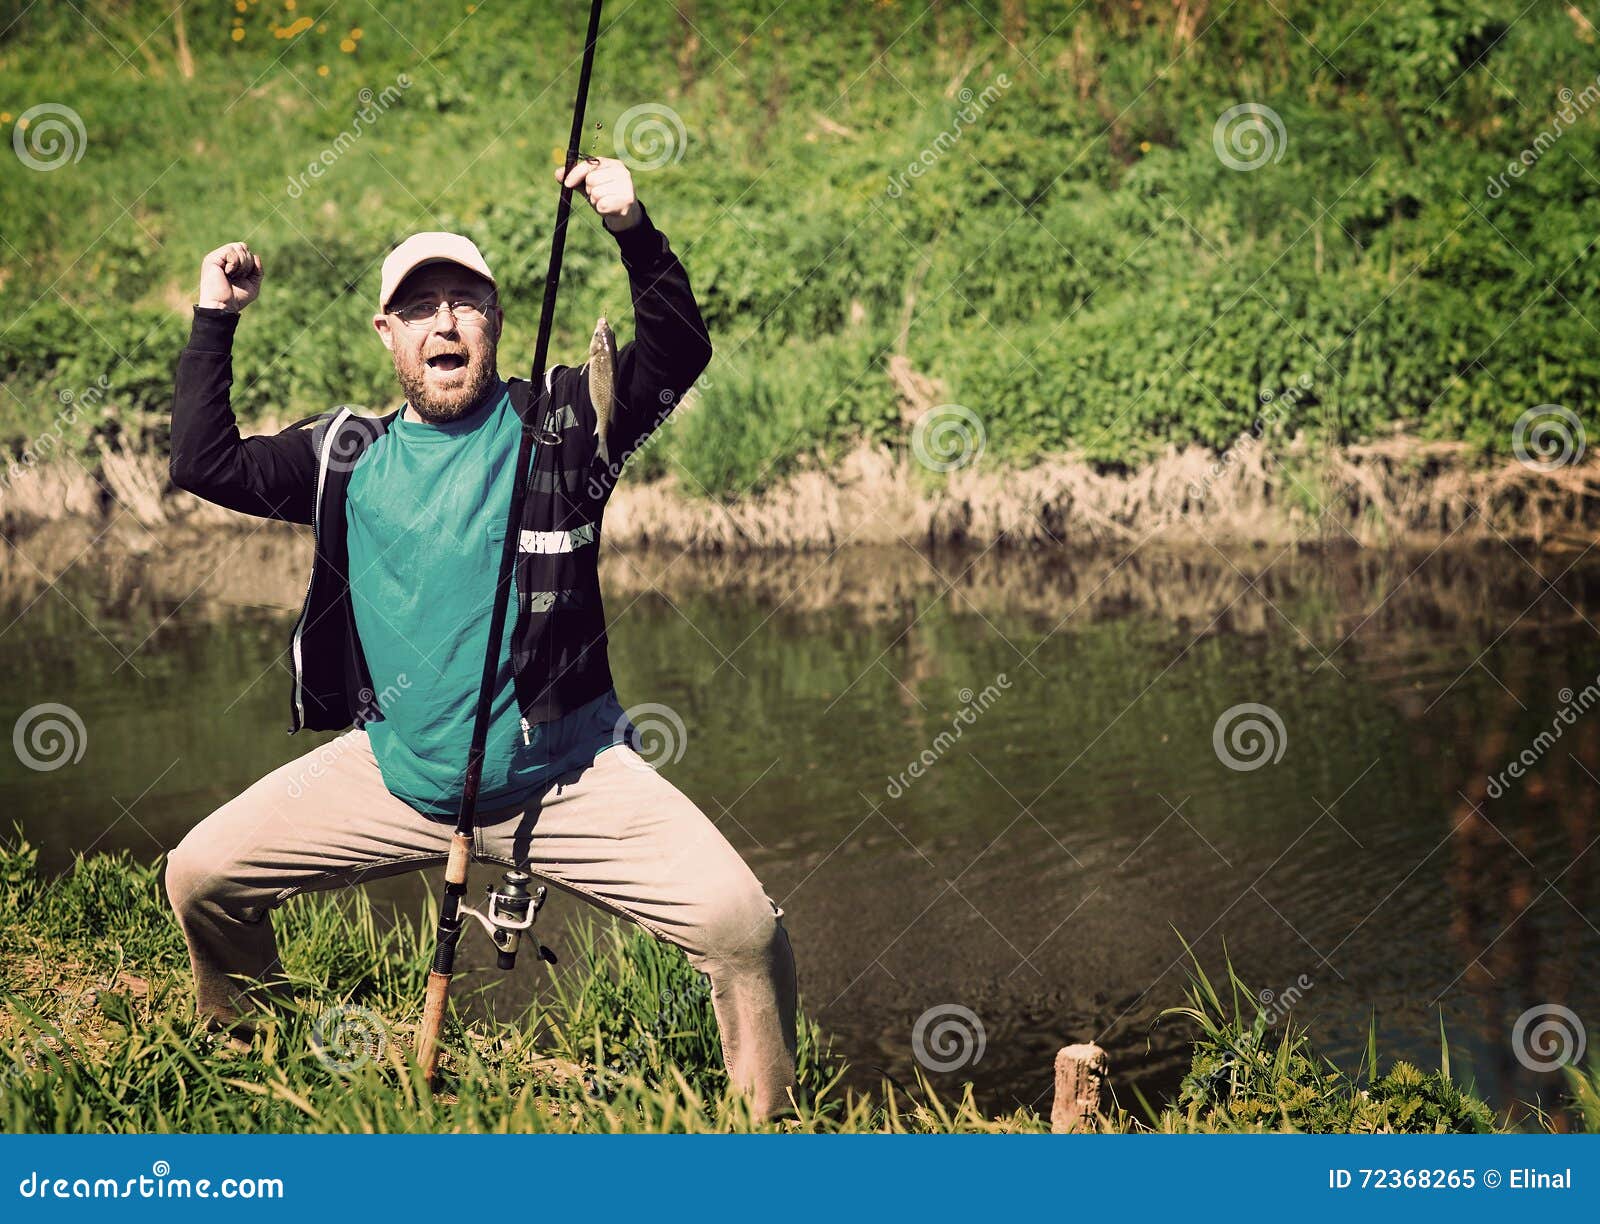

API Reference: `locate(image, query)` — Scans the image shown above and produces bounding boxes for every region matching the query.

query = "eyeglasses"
[388,296,497,327]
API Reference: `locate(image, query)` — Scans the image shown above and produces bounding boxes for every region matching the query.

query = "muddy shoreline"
[3,434,1598,553]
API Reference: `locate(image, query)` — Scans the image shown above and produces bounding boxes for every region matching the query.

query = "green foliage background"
[0,0,1596,495]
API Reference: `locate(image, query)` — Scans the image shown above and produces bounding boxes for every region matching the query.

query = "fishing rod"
[415,0,606,1090]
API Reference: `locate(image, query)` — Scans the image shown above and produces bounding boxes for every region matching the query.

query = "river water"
[3,519,1597,1121]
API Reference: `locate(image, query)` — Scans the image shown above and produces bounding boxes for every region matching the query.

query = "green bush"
[1157,949,1497,1133]
[1,0,1595,493]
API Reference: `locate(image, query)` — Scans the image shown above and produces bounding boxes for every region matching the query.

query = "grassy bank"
[4,832,1596,1133]
[2,1,1598,503]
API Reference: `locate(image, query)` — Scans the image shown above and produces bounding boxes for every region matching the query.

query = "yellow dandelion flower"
[351,27,363,38]
[17,116,28,130]
[317,22,327,32]
[231,27,244,41]
[234,0,245,10]
[317,64,329,76]
[0,112,10,123]
[284,0,296,9]
[1139,140,1151,152]
[340,37,356,52]
[466,3,476,12]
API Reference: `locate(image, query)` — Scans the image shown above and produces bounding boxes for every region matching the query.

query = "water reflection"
[2,520,1596,1120]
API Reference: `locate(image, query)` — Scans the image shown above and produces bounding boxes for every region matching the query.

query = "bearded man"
[163,156,798,1120]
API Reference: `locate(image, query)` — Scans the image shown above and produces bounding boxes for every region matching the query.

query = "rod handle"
[446,832,471,887]
[418,970,452,1086]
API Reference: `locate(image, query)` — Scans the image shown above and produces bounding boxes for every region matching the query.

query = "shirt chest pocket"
[486,520,519,598]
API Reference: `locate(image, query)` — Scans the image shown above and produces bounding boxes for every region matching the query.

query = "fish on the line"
[587,313,617,465]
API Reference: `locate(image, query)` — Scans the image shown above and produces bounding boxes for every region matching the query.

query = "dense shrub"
[1,0,1594,492]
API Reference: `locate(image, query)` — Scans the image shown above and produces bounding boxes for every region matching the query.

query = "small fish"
[587,314,617,465]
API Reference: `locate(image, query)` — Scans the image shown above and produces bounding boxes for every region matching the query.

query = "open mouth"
[425,352,467,373]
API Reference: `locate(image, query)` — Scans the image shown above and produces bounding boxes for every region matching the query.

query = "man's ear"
[373,314,396,352]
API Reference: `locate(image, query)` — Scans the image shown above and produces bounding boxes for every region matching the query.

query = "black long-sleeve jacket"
[169,203,712,734]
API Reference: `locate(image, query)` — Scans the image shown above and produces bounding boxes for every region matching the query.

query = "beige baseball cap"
[379,231,496,311]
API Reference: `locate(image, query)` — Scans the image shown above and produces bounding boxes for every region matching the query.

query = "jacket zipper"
[514,368,557,745]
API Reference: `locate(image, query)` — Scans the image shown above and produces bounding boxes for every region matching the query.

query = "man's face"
[373,263,503,424]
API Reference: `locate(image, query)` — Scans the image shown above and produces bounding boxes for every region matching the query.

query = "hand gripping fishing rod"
[416,0,606,1090]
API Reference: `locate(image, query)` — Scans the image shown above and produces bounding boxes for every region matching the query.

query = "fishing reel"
[460,869,558,971]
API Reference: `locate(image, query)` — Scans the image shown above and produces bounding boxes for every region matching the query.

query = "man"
[163,156,798,1120]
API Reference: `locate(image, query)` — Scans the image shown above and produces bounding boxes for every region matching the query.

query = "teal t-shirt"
[345,376,625,815]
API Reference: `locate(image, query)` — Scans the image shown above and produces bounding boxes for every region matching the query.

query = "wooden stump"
[1051,1043,1108,1133]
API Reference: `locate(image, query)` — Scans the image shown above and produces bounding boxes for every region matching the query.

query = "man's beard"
[394,343,499,424]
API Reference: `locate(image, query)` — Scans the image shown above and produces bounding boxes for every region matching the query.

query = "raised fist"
[198,242,262,313]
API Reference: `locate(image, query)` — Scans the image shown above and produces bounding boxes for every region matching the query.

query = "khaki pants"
[164,729,798,1119]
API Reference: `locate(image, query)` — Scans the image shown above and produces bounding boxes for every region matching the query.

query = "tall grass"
[1566,1059,1600,1133]
[1146,943,1499,1133]
[0,831,1040,1133]
[5,832,1593,1133]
